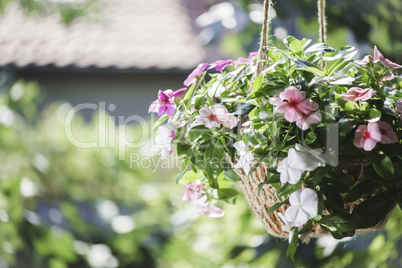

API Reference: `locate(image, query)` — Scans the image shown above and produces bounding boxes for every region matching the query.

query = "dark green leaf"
[233,102,256,115]
[371,152,395,180]
[266,199,289,214]
[277,181,302,198]
[286,229,299,263]
[320,213,362,232]
[322,188,344,213]
[217,188,239,204]
[343,179,382,203]
[353,191,396,228]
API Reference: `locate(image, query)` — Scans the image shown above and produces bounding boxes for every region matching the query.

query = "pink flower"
[223,114,240,129]
[148,88,187,116]
[196,105,239,129]
[269,93,282,106]
[249,51,258,58]
[208,60,233,71]
[184,63,208,86]
[354,122,382,151]
[340,87,377,102]
[196,203,224,218]
[183,184,204,202]
[355,55,373,66]
[374,46,401,68]
[234,57,251,67]
[381,75,397,83]
[296,111,322,131]
[276,86,317,123]
[378,121,398,144]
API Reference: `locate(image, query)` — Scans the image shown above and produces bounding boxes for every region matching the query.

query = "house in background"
[0,0,224,120]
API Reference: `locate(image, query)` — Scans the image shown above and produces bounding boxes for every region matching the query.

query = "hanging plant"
[149,0,402,261]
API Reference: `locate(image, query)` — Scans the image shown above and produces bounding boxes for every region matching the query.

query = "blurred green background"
[1,0,402,267]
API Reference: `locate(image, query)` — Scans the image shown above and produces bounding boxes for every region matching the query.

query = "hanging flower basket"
[149,0,402,260]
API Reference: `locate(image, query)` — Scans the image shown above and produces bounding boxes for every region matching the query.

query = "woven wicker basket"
[231,161,392,242]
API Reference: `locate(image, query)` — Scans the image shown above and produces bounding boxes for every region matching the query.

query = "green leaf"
[266,199,289,214]
[343,179,382,203]
[217,188,239,204]
[289,39,303,55]
[322,188,344,213]
[183,82,196,101]
[344,101,359,114]
[223,169,242,182]
[366,108,382,121]
[300,66,326,76]
[176,142,192,156]
[298,221,314,234]
[187,125,210,142]
[233,102,256,115]
[370,152,395,180]
[283,36,297,48]
[252,74,264,93]
[320,213,362,233]
[277,181,302,198]
[153,114,169,130]
[286,229,299,263]
[353,191,396,228]
[305,43,336,53]
[179,170,204,185]
[217,172,232,188]
[176,158,190,183]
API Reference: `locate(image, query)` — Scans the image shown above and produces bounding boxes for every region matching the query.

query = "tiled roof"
[0,0,210,71]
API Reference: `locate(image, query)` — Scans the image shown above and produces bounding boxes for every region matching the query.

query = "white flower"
[292,144,326,171]
[154,123,176,158]
[233,140,254,175]
[285,188,318,227]
[276,151,304,185]
[278,212,300,244]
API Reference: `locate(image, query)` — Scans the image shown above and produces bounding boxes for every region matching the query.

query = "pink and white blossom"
[339,87,377,102]
[184,63,208,86]
[183,184,204,202]
[276,86,320,124]
[378,121,398,144]
[353,122,382,151]
[355,55,373,66]
[196,203,225,218]
[196,105,239,129]
[373,46,401,68]
[285,188,318,227]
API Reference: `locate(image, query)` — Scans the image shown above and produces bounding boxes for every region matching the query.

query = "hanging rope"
[318,0,326,44]
[255,0,272,78]
[318,0,327,68]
